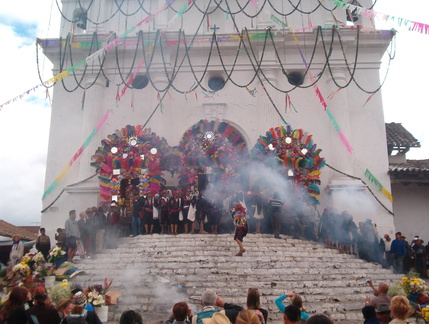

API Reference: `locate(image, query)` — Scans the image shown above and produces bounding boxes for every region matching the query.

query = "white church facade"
[40,0,396,238]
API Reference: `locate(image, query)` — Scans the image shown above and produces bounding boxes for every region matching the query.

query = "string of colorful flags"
[0,0,182,111]
[4,0,402,203]
[328,0,429,34]
[271,14,392,202]
[41,109,111,200]
[1,0,428,110]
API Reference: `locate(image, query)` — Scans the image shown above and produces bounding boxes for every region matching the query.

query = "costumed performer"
[232,202,248,256]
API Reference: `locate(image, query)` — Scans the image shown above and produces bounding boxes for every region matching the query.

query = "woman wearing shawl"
[10,234,24,268]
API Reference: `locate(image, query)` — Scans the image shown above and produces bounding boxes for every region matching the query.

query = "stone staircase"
[70,234,402,324]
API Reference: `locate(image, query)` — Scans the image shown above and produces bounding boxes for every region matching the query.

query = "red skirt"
[234,225,248,242]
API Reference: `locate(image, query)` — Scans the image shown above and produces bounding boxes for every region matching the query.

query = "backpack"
[196,309,219,324]
[64,309,88,324]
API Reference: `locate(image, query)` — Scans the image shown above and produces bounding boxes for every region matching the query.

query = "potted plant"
[86,279,113,322]
[87,289,108,322]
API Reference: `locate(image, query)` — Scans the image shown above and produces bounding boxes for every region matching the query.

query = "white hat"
[202,313,231,324]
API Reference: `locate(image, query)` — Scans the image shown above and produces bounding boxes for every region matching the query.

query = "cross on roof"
[210,24,220,32]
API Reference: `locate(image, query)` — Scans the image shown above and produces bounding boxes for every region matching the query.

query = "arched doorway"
[91,125,171,215]
[177,119,249,195]
[251,125,325,205]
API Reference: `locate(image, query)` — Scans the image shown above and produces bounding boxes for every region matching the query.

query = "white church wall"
[42,0,394,236]
[391,183,429,242]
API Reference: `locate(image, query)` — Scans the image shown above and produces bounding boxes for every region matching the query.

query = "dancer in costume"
[231,203,248,256]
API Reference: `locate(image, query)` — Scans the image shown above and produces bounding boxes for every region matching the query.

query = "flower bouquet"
[49,247,66,261]
[86,278,113,305]
[49,279,72,304]
[49,247,67,267]
[32,252,46,264]
[12,263,30,276]
[402,276,427,295]
[87,290,105,307]
[421,307,429,322]
[394,273,429,312]
[87,286,110,321]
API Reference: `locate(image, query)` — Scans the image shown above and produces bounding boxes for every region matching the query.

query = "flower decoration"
[32,252,46,264]
[110,177,120,195]
[91,125,171,204]
[50,279,72,304]
[87,290,105,307]
[389,273,429,312]
[422,307,429,322]
[178,120,249,193]
[86,278,112,307]
[251,125,325,205]
[49,247,66,262]
[87,278,113,296]
[402,276,427,294]
[388,281,407,297]
[21,255,32,265]
[12,263,30,276]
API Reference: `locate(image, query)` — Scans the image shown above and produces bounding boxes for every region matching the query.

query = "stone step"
[74,264,389,277]
[94,252,368,262]
[67,234,401,324]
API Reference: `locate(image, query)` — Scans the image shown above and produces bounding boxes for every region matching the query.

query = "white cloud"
[0,100,50,225]
[0,1,55,226]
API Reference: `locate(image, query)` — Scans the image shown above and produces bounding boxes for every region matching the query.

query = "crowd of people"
[4,184,428,276]
[126,189,291,238]
[1,283,418,324]
[309,209,429,277]
[53,187,429,275]
[381,233,428,277]
[56,204,121,262]
[0,285,103,323]
[3,203,427,324]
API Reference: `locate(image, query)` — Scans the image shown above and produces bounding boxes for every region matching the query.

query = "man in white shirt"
[383,234,392,269]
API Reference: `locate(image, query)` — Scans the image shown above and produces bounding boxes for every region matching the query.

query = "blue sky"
[0,17,37,42]
[0,0,427,226]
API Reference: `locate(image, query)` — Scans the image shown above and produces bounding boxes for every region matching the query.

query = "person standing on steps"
[390,232,407,274]
[269,192,283,239]
[35,228,51,261]
[231,202,248,256]
[196,190,209,234]
[94,204,107,253]
[65,210,80,262]
[169,191,181,235]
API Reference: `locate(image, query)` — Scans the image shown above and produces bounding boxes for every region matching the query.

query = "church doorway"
[91,125,170,215]
[177,119,249,195]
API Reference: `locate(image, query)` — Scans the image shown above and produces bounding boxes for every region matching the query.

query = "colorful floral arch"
[178,120,249,192]
[91,125,171,204]
[252,125,325,204]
